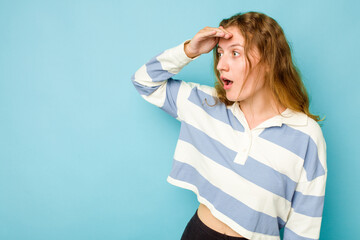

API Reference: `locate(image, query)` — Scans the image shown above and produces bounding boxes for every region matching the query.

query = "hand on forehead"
[217,26,244,48]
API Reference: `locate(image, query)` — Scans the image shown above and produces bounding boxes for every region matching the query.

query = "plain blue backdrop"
[1,0,359,239]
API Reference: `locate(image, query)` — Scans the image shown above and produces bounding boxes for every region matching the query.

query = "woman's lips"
[221,77,233,90]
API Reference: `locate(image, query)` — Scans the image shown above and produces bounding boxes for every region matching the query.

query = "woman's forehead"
[218,26,245,49]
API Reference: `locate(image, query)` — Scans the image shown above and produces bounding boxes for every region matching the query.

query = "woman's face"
[217,26,268,103]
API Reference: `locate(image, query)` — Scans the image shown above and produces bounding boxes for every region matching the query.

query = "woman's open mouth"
[221,77,233,90]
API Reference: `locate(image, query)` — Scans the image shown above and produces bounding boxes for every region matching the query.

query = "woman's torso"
[197,203,245,238]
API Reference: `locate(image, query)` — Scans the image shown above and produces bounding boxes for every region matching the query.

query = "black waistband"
[192,210,248,240]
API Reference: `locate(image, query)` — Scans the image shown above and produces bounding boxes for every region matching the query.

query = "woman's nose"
[217,57,229,72]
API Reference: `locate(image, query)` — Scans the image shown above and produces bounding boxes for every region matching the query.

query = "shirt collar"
[232,104,308,130]
[278,108,308,126]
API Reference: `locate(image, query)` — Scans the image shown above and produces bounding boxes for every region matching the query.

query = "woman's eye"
[233,51,240,56]
[217,52,223,57]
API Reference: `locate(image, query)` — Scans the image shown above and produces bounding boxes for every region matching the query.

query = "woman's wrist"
[184,40,199,59]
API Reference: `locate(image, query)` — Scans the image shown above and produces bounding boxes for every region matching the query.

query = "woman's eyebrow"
[217,43,244,49]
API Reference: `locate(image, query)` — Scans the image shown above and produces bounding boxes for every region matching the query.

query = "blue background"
[0,0,359,239]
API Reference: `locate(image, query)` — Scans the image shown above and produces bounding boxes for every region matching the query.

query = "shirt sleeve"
[131,40,215,121]
[283,128,328,240]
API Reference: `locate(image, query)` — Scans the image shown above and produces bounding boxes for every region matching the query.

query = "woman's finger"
[199,27,230,40]
[205,27,232,39]
[198,29,219,38]
[218,26,233,38]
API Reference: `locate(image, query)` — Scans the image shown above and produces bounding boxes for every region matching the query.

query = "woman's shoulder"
[182,81,218,97]
[289,111,325,144]
[176,81,220,106]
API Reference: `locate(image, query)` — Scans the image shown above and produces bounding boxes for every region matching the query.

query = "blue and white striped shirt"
[131,41,327,240]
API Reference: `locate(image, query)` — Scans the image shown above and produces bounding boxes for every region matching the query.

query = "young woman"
[132,12,327,240]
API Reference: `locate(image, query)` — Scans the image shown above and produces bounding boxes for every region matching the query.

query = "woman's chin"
[225,94,239,102]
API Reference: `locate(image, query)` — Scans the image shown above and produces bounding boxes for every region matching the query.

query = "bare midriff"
[197,203,245,238]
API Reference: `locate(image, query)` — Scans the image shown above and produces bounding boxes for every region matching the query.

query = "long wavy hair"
[213,12,323,122]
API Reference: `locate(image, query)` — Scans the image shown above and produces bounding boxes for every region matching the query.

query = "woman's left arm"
[283,127,328,240]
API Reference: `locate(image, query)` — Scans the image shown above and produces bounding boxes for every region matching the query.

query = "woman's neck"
[239,94,286,130]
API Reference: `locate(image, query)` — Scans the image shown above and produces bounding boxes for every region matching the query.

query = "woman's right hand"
[184,26,233,59]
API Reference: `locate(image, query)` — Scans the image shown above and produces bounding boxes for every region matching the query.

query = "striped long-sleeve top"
[131,41,328,240]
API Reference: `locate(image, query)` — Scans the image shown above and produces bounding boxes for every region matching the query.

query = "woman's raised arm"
[131,27,232,120]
